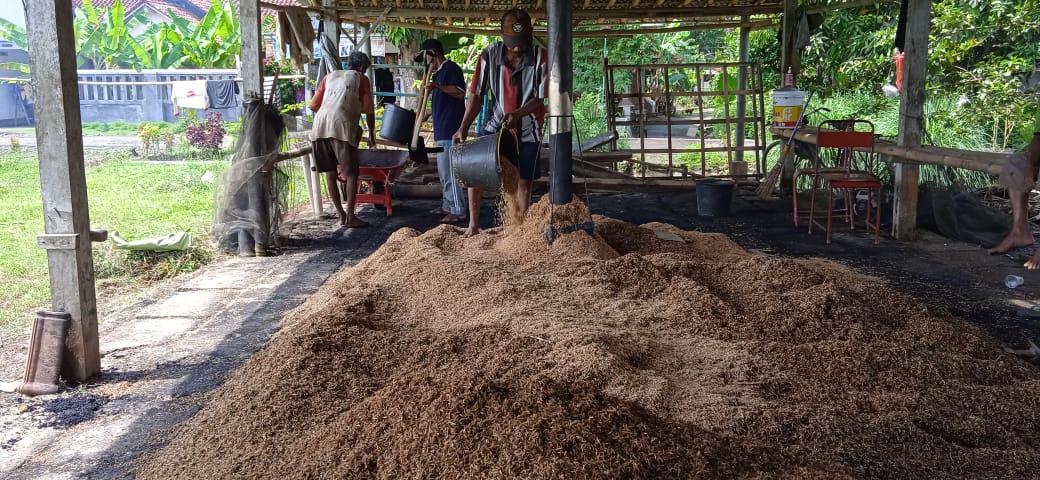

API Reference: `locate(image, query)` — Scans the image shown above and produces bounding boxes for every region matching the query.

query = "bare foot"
[345,217,369,228]
[337,211,348,226]
[989,232,1035,254]
[463,225,480,237]
[1026,251,1040,270]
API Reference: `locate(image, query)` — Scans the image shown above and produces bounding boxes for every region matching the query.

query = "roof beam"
[343,6,781,20]
[573,18,774,37]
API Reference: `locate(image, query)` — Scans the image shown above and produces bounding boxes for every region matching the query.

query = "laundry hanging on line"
[170,80,208,115]
[206,80,241,109]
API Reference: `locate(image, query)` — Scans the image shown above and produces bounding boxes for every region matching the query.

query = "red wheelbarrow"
[354,149,410,216]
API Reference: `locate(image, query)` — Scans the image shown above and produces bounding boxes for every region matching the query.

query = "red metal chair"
[797,119,883,244]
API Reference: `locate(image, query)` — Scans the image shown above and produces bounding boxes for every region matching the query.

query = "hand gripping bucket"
[696,178,735,217]
[379,103,416,145]
[449,129,519,190]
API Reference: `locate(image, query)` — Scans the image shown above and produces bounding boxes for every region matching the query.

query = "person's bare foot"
[463,225,480,237]
[1026,251,1040,270]
[989,232,1035,254]
[345,217,369,228]
[337,210,348,226]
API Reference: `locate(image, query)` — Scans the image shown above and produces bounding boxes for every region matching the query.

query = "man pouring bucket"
[452,8,548,237]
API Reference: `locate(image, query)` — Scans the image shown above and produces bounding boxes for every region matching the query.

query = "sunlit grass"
[0,150,225,334]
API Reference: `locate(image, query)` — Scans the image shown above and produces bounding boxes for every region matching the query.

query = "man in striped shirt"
[452,8,548,237]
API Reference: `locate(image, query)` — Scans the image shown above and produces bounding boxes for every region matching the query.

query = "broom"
[756,91,813,198]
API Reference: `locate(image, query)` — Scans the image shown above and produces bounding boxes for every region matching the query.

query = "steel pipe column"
[547,0,573,205]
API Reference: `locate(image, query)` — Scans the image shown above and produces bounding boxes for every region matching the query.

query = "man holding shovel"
[453,8,548,237]
[417,39,468,224]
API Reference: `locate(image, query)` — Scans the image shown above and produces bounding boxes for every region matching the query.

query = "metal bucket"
[379,103,415,145]
[449,129,519,190]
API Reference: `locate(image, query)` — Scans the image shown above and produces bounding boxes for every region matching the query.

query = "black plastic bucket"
[449,129,519,190]
[379,104,415,145]
[696,178,735,217]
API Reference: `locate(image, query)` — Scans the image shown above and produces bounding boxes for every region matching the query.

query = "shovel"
[407,62,442,164]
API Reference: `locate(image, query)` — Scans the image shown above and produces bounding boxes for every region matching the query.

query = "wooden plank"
[26,0,100,382]
[771,127,1007,175]
[573,131,618,152]
[893,0,930,241]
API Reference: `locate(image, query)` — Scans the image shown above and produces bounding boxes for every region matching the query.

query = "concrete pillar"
[26,0,100,382]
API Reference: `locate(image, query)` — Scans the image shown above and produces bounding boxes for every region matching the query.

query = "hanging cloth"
[315,24,341,88]
[170,80,208,115]
[207,80,241,109]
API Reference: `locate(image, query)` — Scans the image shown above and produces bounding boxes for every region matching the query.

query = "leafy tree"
[0,16,26,49]
[170,0,241,68]
[129,23,188,69]
[0,17,28,74]
[73,0,143,69]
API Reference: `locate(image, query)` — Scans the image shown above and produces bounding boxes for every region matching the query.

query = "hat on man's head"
[413,38,445,62]
[501,9,533,48]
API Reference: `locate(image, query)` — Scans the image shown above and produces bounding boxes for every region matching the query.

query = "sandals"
[429,207,450,215]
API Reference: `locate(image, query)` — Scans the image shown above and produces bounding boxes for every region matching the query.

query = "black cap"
[413,38,445,62]
[502,9,533,48]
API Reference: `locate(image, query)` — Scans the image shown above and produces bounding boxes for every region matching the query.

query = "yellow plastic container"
[772,88,806,127]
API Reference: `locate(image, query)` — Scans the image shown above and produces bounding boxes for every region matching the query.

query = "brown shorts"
[998,152,1036,191]
[313,138,359,178]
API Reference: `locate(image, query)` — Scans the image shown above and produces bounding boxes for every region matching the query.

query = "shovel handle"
[411,66,434,149]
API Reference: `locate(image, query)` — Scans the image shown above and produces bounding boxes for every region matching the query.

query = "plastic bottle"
[1005,274,1025,289]
[783,68,795,88]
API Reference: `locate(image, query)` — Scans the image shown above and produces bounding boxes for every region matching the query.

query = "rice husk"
[138,196,1040,480]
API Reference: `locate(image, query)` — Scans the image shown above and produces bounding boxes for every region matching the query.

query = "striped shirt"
[468,42,548,143]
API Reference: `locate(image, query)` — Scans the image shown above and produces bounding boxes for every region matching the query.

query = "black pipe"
[547,0,573,206]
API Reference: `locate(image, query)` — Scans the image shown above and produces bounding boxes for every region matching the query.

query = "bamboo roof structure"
[263,0,788,35]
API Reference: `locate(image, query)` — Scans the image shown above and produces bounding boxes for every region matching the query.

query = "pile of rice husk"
[138,195,1040,479]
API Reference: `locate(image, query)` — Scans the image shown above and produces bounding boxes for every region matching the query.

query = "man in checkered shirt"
[453,8,548,237]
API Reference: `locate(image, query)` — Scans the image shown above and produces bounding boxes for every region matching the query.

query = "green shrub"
[677,144,729,174]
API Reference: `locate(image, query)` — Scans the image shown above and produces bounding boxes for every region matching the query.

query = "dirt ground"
[2,177,1040,478]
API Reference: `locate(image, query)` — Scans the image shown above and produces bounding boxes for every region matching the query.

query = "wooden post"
[780,0,800,79]
[735,16,749,164]
[892,1,930,240]
[26,0,100,382]
[240,0,264,98]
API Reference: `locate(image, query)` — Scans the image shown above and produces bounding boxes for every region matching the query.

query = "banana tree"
[0,17,26,49]
[171,0,241,68]
[0,17,28,74]
[129,23,188,69]
[73,0,143,68]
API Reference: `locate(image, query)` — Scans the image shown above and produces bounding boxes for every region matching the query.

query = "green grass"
[0,150,227,333]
